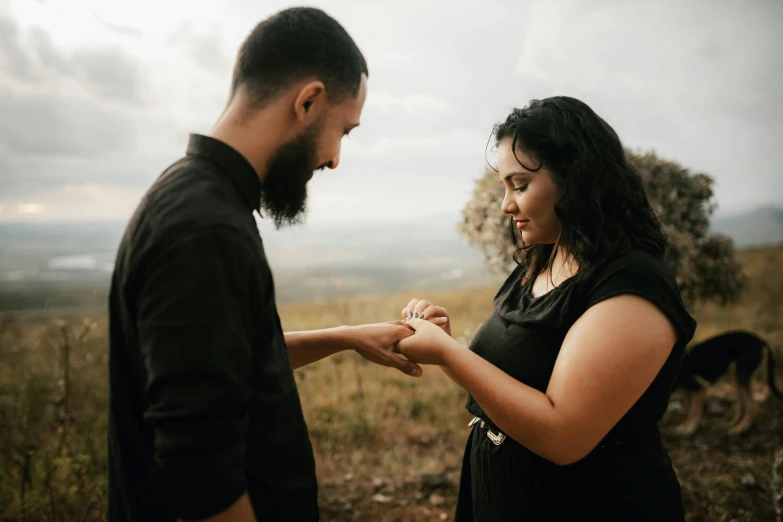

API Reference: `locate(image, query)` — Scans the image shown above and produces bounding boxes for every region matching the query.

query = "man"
[107,7,419,522]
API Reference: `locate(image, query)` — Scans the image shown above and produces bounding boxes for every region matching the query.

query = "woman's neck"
[548,246,579,282]
[529,246,581,297]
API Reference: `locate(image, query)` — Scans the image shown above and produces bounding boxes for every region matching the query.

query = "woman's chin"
[519,231,558,246]
[519,230,537,243]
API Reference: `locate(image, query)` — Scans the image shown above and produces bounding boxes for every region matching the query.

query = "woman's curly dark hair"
[492,96,666,281]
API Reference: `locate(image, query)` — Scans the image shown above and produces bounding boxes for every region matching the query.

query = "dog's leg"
[729,384,758,435]
[729,394,744,426]
[730,374,745,427]
[675,388,705,436]
[729,343,764,434]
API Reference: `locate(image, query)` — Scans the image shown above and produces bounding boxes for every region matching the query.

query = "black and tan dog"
[672,330,782,436]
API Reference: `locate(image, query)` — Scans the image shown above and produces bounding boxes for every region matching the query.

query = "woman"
[396,96,696,521]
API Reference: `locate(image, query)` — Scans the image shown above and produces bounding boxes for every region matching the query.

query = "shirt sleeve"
[135,225,254,520]
[585,251,697,346]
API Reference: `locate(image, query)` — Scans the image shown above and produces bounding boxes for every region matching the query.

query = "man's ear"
[294,80,325,123]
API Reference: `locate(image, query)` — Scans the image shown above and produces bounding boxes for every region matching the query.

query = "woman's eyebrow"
[504,171,531,181]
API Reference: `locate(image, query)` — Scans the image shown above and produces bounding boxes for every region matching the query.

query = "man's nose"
[328,149,340,170]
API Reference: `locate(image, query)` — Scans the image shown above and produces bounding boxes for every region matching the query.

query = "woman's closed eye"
[514,184,529,192]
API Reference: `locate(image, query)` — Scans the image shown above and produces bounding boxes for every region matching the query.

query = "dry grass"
[0,246,781,521]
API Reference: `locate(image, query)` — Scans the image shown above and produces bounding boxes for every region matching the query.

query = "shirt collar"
[185,133,262,213]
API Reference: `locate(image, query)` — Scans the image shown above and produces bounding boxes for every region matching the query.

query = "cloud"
[516,0,782,113]
[0,87,138,158]
[343,128,485,158]
[512,0,783,216]
[166,21,232,75]
[366,91,456,117]
[28,26,70,75]
[68,45,146,104]
[0,17,36,80]
[88,7,143,38]
[0,14,148,106]
[1,0,781,225]
[0,11,172,202]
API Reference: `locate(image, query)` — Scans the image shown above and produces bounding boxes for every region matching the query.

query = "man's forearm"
[285,326,354,369]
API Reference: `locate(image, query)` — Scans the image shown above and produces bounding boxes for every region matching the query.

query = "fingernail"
[408,311,413,318]
[410,367,422,377]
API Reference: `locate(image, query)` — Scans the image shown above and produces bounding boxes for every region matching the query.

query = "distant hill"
[711,205,783,248]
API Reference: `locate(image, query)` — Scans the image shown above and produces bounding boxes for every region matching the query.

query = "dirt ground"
[314,382,782,522]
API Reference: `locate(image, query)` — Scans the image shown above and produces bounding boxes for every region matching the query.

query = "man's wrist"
[332,325,359,352]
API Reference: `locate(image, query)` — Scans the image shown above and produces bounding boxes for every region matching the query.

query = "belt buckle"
[469,417,506,446]
[486,429,506,446]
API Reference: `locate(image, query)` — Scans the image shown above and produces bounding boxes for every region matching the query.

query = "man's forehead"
[327,75,366,122]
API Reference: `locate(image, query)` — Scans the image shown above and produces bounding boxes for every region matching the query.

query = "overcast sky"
[1,0,781,225]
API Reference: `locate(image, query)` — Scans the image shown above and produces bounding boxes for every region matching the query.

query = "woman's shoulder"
[579,248,696,343]
[578,248,684,304]
[583,249,675,287]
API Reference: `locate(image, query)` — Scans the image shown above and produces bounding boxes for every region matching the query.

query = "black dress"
[454,249,697,522]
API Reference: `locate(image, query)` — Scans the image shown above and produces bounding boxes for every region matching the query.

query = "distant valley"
[1,205,780,312]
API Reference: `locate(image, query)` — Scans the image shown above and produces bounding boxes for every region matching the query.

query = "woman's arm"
[398,294,677,465]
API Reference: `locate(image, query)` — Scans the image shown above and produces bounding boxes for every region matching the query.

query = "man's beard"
[260,120,323,229]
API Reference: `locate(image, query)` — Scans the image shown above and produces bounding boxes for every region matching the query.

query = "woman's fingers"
[402,298,421,318]
[401,299,449,322]
[403,298,435,319]
[413,301,431,317]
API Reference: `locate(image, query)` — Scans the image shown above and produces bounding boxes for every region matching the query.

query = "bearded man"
[107,8,418,522]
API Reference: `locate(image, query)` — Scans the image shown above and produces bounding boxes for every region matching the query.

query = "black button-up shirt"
[107,134,318,522]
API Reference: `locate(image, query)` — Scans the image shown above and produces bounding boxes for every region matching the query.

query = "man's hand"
[179,492,256,522]
[344,321,422,377]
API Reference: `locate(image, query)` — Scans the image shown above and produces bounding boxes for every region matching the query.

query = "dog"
[672,330,782,436]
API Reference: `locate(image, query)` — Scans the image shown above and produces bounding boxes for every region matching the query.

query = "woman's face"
[497,138,561,245]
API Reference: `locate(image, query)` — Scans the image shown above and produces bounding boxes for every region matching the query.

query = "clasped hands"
[346,298,458,376]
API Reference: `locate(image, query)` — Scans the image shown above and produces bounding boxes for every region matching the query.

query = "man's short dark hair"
[230,7,368,107]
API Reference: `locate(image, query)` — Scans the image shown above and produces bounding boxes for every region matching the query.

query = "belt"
[468,416,507,446]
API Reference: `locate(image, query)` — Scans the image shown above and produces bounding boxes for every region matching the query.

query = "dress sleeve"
[584,251,697,346]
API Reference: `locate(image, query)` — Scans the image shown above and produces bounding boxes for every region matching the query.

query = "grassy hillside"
[1,246,781,521]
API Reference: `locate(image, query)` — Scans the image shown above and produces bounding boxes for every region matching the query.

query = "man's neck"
[208,98,289,184]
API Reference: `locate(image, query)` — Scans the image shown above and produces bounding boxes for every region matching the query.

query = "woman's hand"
[401,298,451,336]
[394,318,459,366]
